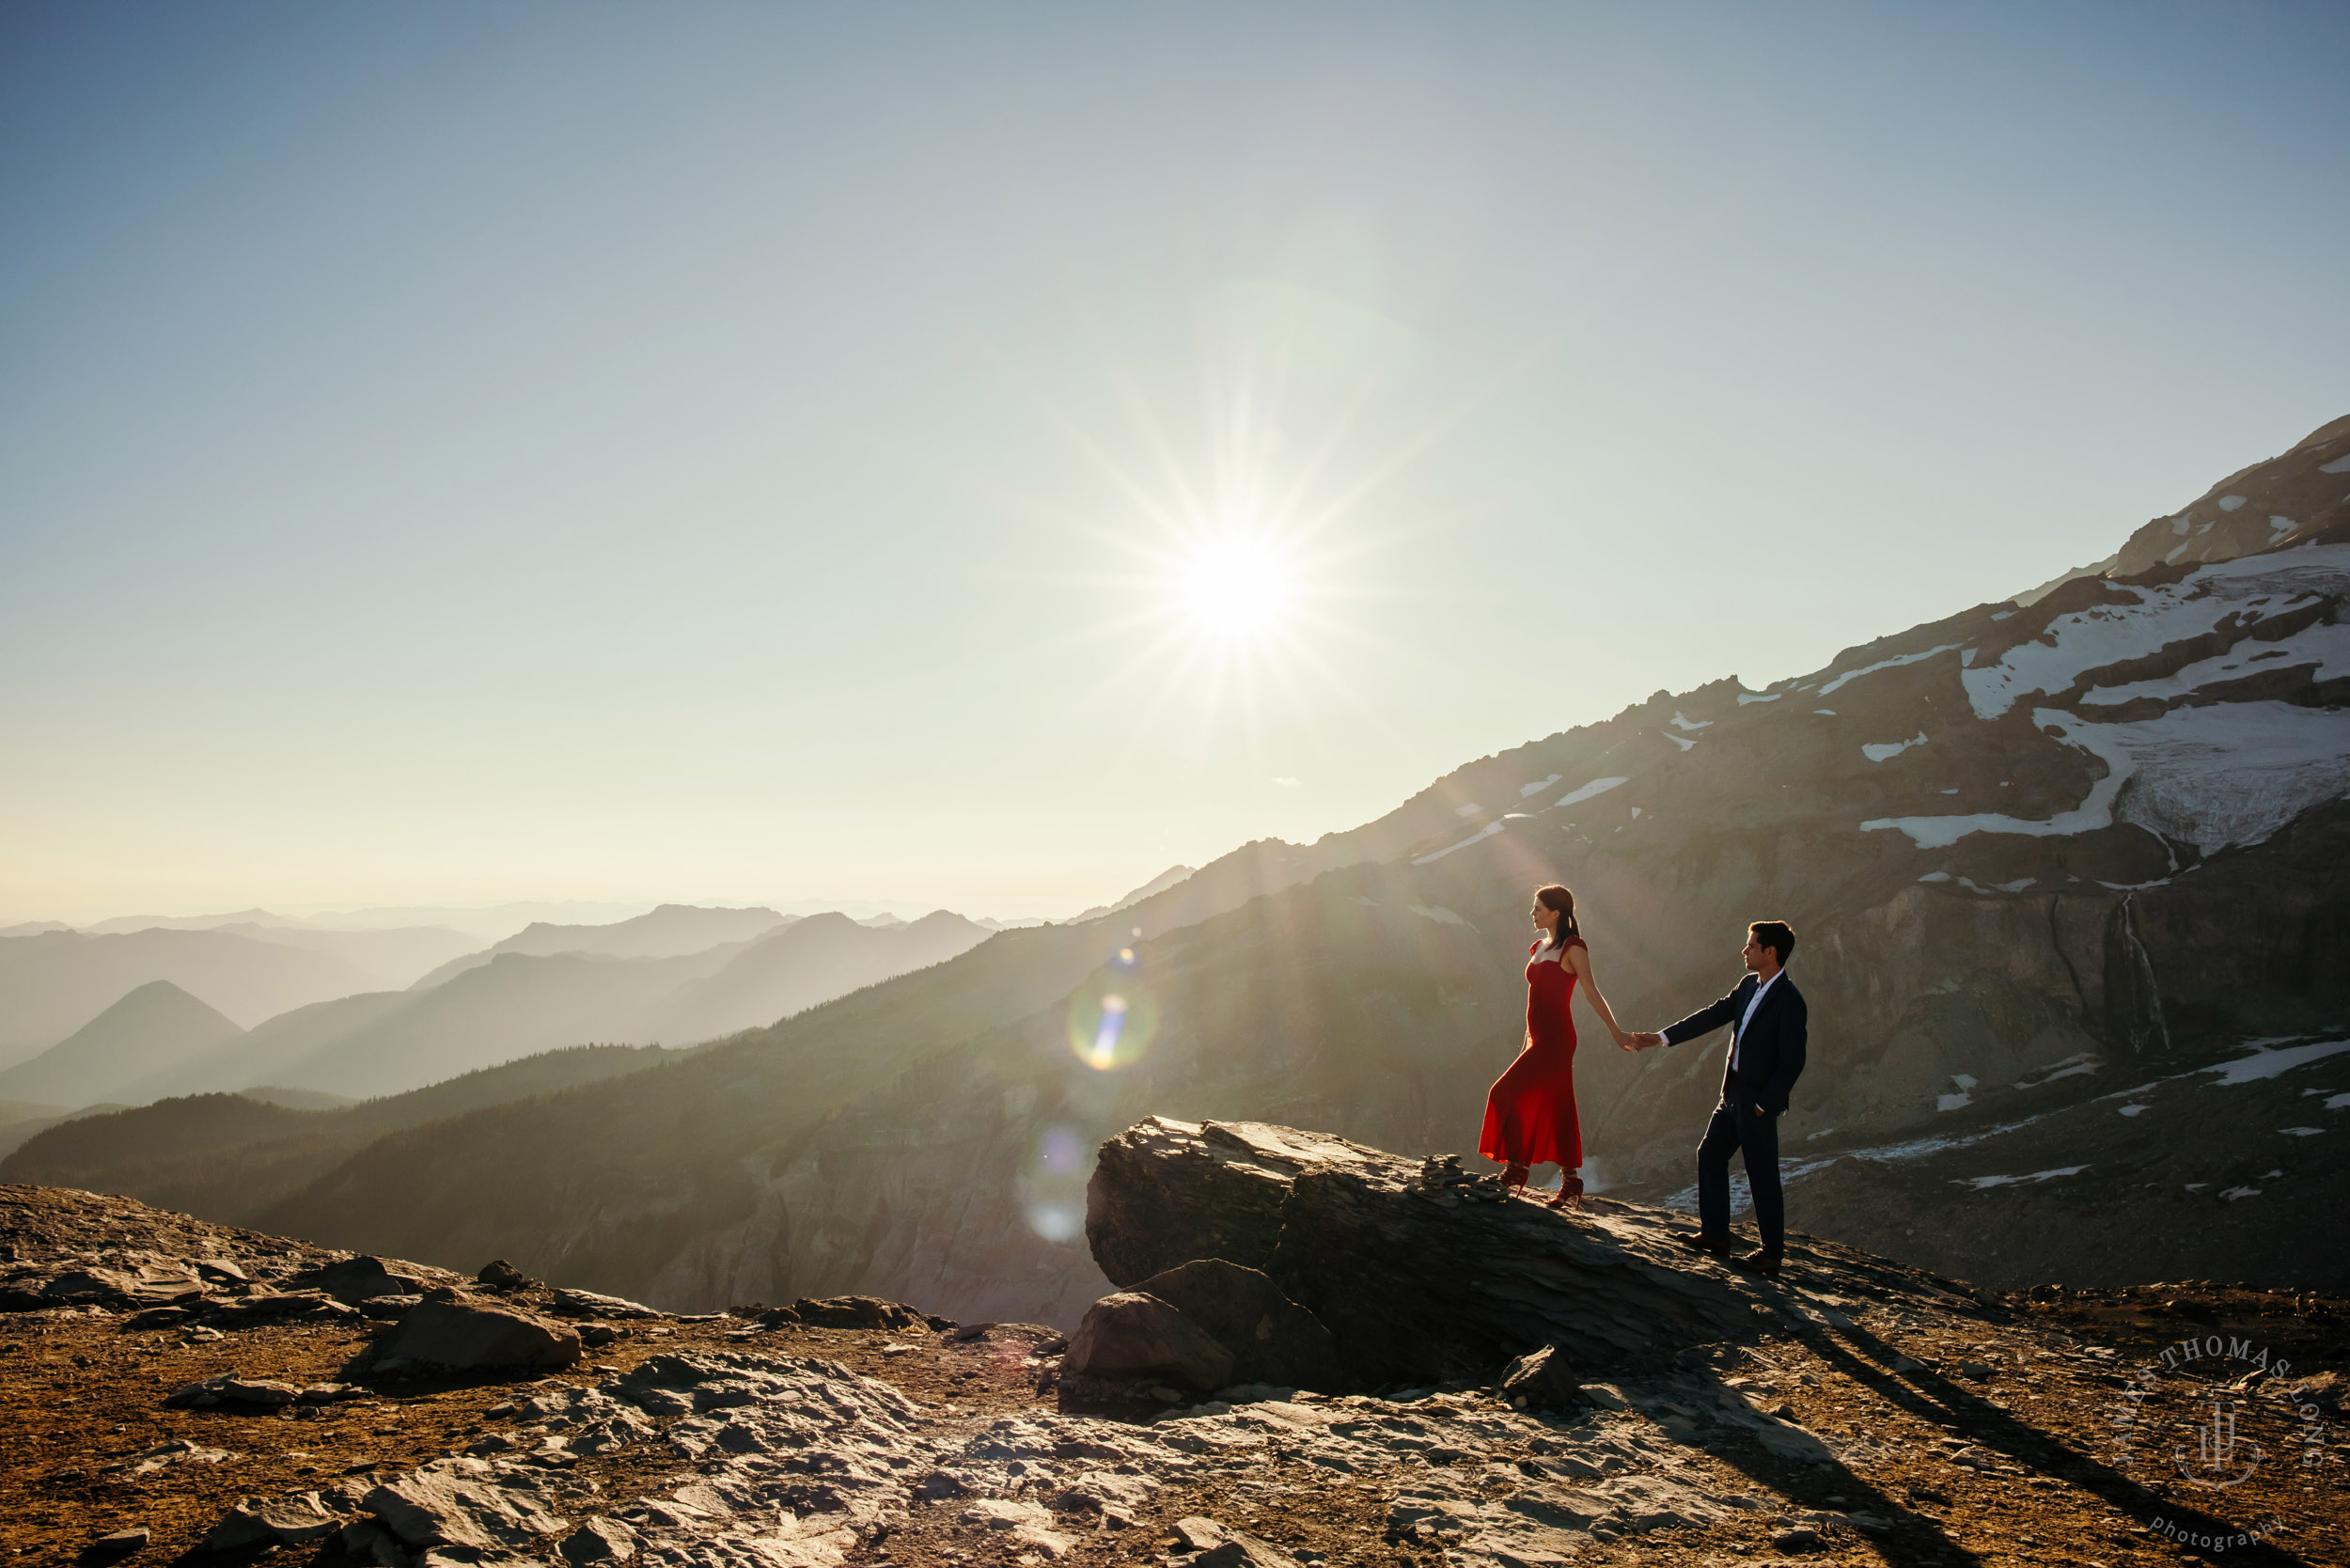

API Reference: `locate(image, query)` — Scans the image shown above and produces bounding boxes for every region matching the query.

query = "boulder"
[1498,1344,1587,1410]
[212,1290,357,1322]
[1059,1293,1233,1392]
[787,1294,925,1330]
[551,1286,662,1320]
[1087,1118,1956,1386]
[37,1264,203,1307]
[559,1516,641,1562]
[366,1294,581,1372]
[85,1529,148,1560]
[477,1259,531,1289]
[1130,1259,1344,1391]
[164,1373,302,1410]
[364,1465,567,1550]
[205,1492,346,1550]
[298,1382,368,1404]
[119,1306,193,1331]
[1173,1515,1304,1568]
[292,1255,424,1303]
[1088,1121,1374,1285]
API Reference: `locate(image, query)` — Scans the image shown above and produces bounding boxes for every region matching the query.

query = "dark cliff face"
[54,418,2350,1322]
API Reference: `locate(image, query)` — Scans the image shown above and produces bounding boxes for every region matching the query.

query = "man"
[1631,920,1806,1277]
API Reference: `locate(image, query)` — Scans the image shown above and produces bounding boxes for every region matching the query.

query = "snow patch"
[1454,803,1482,818]
[1993,877,2035,892]
[1960,547,2350,721]
[2217,494,2247,511]
[1519,773,1561,798]
[1861,701,2350,854]
[1663,732,1697,751]
[2270,515,2296,535]
[2118,1104,2149,1117]
[1862,732,1927,762]
[1814,709,1836,715]
[1554,776,1629,808]
[1412,821,1505,865]
[2170,516,2192,537]
[1918,870,1952,883]
[1408,904,1470,927]
[1737,692,1782,705]
[2078,613,2350,707]
[2201,1038,2350,1085]
[1936,1093,1972,1112]
[1629,807,1642,820]
[2327,1093,2350,1110]
[1670,712,1713,731]
[2319,454,2350,475]
[2219,1185,2260,1200]
[1817,643,1962,698]
[2280,1127,2325,1137]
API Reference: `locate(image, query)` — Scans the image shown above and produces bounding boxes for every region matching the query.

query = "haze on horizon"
[4,1,2346,927]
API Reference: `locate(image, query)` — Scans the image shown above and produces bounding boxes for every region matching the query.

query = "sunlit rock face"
[60,416,2350,1316]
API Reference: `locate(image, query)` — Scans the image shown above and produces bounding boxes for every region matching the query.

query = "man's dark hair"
[1750,920,1795,965]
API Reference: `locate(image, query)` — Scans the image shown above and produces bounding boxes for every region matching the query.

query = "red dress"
[1479,936,1585,1170]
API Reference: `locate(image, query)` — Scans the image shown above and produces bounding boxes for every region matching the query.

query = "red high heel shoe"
[1544,1171,1585,1210]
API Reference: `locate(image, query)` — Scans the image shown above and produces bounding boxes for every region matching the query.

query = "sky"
[4,1,2346,925]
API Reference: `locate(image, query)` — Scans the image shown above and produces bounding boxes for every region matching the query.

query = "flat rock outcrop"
[1088,1117,1977,1388]
[364,1293,582,1372]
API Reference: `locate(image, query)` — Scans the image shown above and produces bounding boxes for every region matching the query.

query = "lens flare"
[1067,978,1157,1071]
[1039,1125,1086,1174]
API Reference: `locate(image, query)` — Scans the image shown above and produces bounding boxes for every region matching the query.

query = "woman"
[1479,884,1633,1209]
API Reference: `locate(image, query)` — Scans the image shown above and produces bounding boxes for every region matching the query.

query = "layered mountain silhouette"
[0,903,993,1106]
[411,902,797,988]
[0,981,244,1108]
[0,928,378,1061]
[11,415,2346,1326]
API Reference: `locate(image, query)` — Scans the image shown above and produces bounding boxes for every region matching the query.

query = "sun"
[1173,534,1294,646]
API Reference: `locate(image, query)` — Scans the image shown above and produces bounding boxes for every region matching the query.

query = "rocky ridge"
[8,1115,2345,1567]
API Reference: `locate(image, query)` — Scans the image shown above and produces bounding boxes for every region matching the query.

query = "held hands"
[1631,1030,1666,1050]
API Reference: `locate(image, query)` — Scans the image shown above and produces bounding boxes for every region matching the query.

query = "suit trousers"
[1696,1097,1783,1254]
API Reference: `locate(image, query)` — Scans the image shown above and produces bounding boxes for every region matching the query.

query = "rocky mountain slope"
[6,1118,2343,1568]
[15,415,2349,1332]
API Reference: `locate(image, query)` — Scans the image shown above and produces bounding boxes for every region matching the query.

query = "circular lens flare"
[1067,979,1156,1071]
[1175,535,1292,645]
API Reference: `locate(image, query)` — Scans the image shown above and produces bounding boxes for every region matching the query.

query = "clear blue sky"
[4,1,2345,922]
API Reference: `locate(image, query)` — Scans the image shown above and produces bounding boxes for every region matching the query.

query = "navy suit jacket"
[1662,971,1808,1116]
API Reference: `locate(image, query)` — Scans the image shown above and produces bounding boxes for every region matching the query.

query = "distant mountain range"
[0,928,381,1062]
[0,981,243,1108]
[10,414,2344,1327]
[0,902,995,1106]
[411,903,797,988]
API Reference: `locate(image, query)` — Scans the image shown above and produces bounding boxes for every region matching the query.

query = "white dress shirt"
[1731,971,1781,1072]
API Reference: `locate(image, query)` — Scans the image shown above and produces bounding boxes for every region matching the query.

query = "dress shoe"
[1730,1248,1784,1278]
[1677,1233,1736,1256]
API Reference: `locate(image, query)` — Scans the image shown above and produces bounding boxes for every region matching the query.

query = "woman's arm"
[1565,946,1635,1050]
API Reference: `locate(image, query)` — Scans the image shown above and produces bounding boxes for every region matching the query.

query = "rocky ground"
[5,1182,2346,1568]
